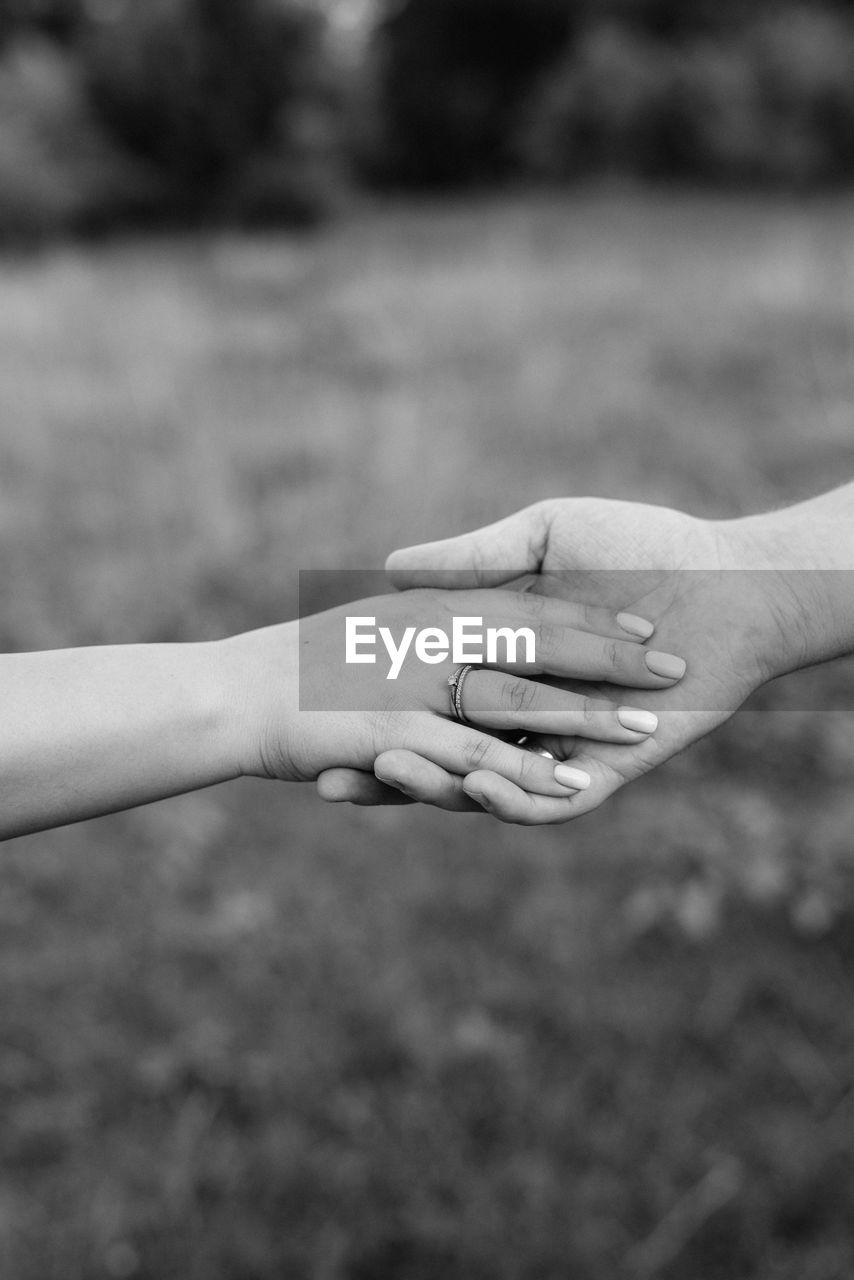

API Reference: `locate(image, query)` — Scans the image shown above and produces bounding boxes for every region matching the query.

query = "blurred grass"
[1,192,854,1279]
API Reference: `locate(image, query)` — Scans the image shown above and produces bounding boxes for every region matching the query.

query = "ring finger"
[456,668,659,743]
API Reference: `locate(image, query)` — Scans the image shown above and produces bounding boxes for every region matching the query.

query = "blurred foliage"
[3,0,854,235]
[82,0,336,225]
[360,0,574,186]
[0,0,83,46]
[0,0,339,243]
[364,0,854,188]
[0,36,157,245]
[519,9,854,186]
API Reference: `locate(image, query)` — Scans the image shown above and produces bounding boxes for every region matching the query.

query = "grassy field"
[2,192,854,1280]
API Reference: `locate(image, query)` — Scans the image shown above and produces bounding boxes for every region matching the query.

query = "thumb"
[385,501,553,590]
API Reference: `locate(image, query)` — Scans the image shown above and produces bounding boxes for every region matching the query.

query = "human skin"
[0,586,685,840]
[317,486,854,824]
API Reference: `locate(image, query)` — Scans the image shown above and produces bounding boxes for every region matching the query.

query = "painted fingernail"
[617,706,658,734]
[554,764,592,791]
[645,651,687,680]
[617,611,655,640]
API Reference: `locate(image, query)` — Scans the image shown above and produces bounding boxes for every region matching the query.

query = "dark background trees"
[3,0,854,240]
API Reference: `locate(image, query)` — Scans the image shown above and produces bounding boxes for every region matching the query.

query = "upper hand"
[316,498,804,821]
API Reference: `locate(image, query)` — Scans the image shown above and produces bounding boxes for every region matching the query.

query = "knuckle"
[506,677,538,716]
[377,689,402,718]
[520,589,545,619]
[467,541,487,582]
[367,707,396,754]
[536,620,556,660]
[517,751,544,789]
[462,735,494,771]
[577,601,595,631]
[605,638,624,672]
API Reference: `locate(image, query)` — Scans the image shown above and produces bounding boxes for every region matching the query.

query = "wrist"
[214,623,301,780]
[713,513,852,678]
[189,639,255,781]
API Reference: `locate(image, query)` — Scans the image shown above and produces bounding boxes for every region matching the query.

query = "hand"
[316,498,814,821]
[227,580,687,798]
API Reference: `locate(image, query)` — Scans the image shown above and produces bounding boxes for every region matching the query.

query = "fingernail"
[377,772,409,795]
[618,706,658,734]
[467,789,492,811]
[645,651,687,680]
[618,611,655,640]
[554,764,592,791]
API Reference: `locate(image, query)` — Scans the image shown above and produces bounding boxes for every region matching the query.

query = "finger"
[465,748,631,822]
[462,772,582,825]
[316,768,415,806]
[458,669,659,742]
[462,587,655,644]
[374,750,483,812]
[386,503,554,589]
[401,714,592,798]
[462,609,685,686]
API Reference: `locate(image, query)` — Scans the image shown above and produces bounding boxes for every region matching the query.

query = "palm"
[532,557,766,807]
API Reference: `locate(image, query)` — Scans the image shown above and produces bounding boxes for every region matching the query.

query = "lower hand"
[316,498,811,822]
[227,580,685,798]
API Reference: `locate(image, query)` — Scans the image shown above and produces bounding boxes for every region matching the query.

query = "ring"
[516,734,556,760]
[448,664,475,725]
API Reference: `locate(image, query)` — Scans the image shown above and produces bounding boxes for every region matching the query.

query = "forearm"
[0,641,244,839]
[726,483,854,569]
[720,482,854,674]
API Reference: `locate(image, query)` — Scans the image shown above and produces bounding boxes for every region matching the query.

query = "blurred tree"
[366,0,574,185]
[606,0,755,39]
[81,0,330,221]
[519,6,854,187]
[0,0,82,45]
[0,35,157,245]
